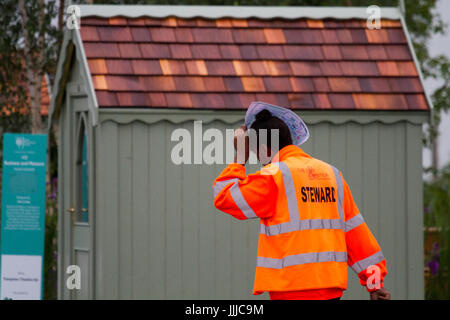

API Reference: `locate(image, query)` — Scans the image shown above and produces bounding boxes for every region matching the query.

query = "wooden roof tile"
[397,61,418,76]
[160,60,187,75]
[339,45,369,60]
[131,60,163,75]
[233,29,267,43]
[288,93,315,109]
[92,75,108,90]
[256,45,285,60]
[220,45,242,59]
[366,45,389,60]
[80,26,100,41]
[266,61,291,76]
[239,45,259,60]
[241,77,265,92]
[192,28,233,43]
[191,44,221,59]
[263,77,293,92]
[204,77,227,91]
[233,61,252,76]
[358,78,392,93]
[174,28,194,43]
[169,44,193,59]
[88,59,108,74]
[249,61,270,76]
[84,43,121,58]
[223,77,244,92]
[106,75,142,91]
[185,60,208,75]
[312,93,332,109]
[173,76,206,92]
[290,77,315,92]
[284,46,323,60]
[130,27,151,42]
[377,61,399,76]
[106,59,134,74]
[205,61,236,76]
[97,27,133,42]
[96,91,118,107]
[118,43,141,58]
[339,62,379,76]
[149,27,176,42]
[116,92,150,107]
[139,44,171,59]
[290,62,322,76]
[321,45,342,60]
[264,29,286,44]
[312,77,331,92]
[284,29,323,44]
[405,94,428,110]
[328,77,361,92]
[328,93,356,109]
[139,76,175,91]
[165,93,193,108]
[148,93,167,107]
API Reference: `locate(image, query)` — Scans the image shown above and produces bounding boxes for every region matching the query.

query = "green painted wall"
[88,111,426,300]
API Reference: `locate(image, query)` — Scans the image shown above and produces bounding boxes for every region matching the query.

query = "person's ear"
[258,144,272,164]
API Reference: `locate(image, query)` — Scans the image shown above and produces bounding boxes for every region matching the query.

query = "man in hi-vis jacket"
[212,102,390,300]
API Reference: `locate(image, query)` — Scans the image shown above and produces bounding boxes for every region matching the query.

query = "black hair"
[250,109,293,153]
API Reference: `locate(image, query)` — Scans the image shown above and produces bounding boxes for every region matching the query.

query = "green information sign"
[0,133,47,300]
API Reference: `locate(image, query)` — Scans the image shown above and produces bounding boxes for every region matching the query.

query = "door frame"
[60,83,96,299]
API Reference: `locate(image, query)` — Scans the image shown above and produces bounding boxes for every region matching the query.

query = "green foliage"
[43,179,58,300]
[0,1,30,133]
[0,0,61,133]
[424,164,450,299]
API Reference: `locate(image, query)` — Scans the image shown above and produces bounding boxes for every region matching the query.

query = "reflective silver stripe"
[213,178,238,199]
[331,166,345,229]
[229,182,258,219]
[350,250,385,274]
[257,251,348,269]
[277,162,300,222]
[260,218,342,236]
[345,213,365,232]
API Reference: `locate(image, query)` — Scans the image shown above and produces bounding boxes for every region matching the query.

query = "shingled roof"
[67,6,431,111]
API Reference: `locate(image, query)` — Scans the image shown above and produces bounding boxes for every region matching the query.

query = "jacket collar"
[272,144,311,163]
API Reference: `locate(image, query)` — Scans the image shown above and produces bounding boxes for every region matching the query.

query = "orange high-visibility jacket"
[213,145,387,295]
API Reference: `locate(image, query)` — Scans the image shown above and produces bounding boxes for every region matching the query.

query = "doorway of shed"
[63,96,93,299]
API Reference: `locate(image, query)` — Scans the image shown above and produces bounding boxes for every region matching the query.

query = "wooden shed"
[49,5,430,300]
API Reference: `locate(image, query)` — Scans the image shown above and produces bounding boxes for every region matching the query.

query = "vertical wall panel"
[165,122,183,299]
[343,122,366,300]
[394,123,407,299]
[148,122,167,299]
[406,123,425,299]
[131,122,151,298]
[98,121,120,299]
[118,124,133,298]
[378,124,396,297]
[181,121,200,299]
